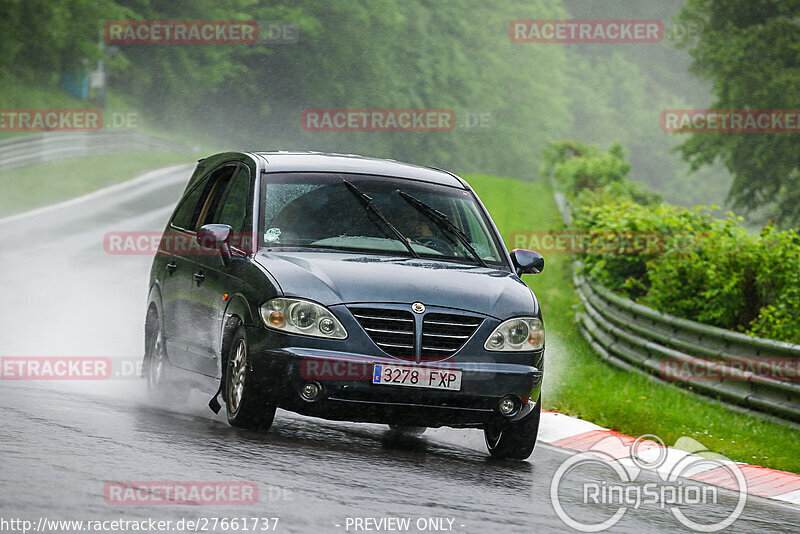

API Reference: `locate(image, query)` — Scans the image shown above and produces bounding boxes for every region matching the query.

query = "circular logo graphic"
[412,302,425,314]
[550,434,748,533]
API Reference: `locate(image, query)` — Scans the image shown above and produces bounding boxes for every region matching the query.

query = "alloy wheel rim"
[148,331,165,390]
[227,339,247,414]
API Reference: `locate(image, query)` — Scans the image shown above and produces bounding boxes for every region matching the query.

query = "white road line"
[0,163,193,226]
[538,411,604,443]
[774,488,800,505]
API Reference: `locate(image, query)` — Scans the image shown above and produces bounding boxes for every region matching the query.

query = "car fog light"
[301,382,323,401]
[499,395,520,416]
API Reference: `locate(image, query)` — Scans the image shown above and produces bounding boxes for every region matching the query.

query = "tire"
[225,325,276,430]
[484,395,541,460]
[388,425,427,436]
[144,313,187,404]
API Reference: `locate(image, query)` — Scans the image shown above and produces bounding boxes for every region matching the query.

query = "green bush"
[576,201,800,342]
[572,202,722,299]
[743,227,800,341]
[542,140,660,209]
[642,223,760,330]
[540,139,595,178]
[643,225,800,342]
[544,138,800,344]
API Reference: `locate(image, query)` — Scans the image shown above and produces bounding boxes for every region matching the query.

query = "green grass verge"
[464,173,800,474]
[0,151,195,217]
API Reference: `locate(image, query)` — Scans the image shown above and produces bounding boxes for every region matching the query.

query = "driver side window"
[169,164,252,242]
[171,177,209,231]
[212,166,252,231]
[210,166,253,249]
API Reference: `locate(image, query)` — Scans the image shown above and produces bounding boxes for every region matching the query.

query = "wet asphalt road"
[0,164,799,533]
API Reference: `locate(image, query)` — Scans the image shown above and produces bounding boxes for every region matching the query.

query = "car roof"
[248,151,467,188]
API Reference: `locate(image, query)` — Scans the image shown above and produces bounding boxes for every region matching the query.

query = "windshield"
[260,173,506,266]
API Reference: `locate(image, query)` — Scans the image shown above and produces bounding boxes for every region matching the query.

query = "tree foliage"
[0,0,715,191]
[675,0,800,226]
[552,136,800,343]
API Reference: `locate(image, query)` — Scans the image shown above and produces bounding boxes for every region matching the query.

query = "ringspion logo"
[551,434,747,532]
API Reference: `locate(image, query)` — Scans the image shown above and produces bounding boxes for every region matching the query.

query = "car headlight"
[259,298,347,339]
[484,317,544,351]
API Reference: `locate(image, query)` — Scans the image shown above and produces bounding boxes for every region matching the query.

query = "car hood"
[254,249,538,319]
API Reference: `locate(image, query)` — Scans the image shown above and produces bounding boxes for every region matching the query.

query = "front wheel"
[144,316,187,403]
[225,326,276,431]
[484,395,541,460]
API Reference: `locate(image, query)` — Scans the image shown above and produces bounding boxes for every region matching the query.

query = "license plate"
[372,364,462,391]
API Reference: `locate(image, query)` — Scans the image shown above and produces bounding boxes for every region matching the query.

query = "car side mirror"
[197,224,233,266]
[510,249,544,276]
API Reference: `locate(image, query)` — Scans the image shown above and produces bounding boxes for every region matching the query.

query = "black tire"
[484,395,541,460]
[388,425,427,436]
[225,325,276,430]
[144,312,188,404]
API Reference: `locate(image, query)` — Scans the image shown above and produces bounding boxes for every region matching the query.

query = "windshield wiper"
[342,180,419,258]
[397,190,489,267]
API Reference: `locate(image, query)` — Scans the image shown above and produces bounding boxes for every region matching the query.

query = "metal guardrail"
[545,169,800,421]
[546,169,572,225]
[0,130,188,171]
[573,265,800,422]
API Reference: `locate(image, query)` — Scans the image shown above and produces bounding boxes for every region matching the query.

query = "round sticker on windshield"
[265,227,282,243]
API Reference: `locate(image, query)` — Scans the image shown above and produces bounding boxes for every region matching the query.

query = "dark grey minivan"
[143,151,545,459]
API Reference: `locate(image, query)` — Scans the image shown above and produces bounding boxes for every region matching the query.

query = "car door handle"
[166,262,177,274]
[193,271,205,283]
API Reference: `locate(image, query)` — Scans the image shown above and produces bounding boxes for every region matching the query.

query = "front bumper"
[246,344,543,428]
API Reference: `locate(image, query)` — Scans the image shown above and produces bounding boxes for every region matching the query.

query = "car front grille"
[349,308,416,359]
[421,313,483,360]
[350,307,483,361]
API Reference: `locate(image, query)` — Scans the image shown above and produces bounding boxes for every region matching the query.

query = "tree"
[675,0,800,226]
